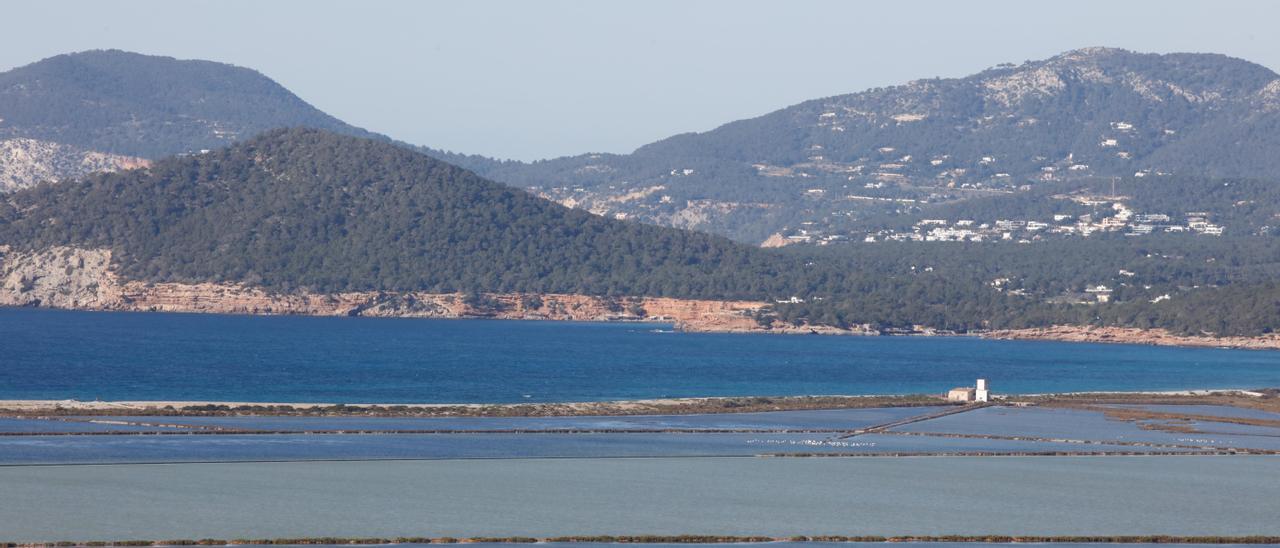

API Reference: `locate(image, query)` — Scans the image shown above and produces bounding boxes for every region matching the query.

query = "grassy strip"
[4,390,1276,419]
[880,430,1215,450]
[1080,406,1280,429]
[8,534,1280,546]
[0,395,947,418]
[1030,390,1280,414]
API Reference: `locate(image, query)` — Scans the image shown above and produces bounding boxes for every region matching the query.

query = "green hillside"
[3,128,1278,337]
[0,128,807,298]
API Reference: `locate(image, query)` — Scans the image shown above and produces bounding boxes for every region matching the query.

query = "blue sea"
[1,307,1277,402]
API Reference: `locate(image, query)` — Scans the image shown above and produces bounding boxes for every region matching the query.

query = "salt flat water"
[0,431,1200,465]
[3,457,1278,540]
[889,406,1280,449]
[2,308,1278,402]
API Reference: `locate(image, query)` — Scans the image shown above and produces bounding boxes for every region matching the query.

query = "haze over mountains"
[0,50,373,156]
[3,48,1280,242]
[0,50,376,191]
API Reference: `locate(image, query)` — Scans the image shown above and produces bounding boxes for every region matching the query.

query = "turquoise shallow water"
[3,457,1278,540]
[2,308,1278,402]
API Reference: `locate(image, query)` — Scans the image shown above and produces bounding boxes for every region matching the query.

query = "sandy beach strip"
[0,389,1270,416]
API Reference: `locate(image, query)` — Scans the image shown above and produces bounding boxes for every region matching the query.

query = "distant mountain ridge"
[0,49,389,191]
[460,47,1280,242]
[0,49,509,192]
[0,49,374,158]
[3,47,1280,243]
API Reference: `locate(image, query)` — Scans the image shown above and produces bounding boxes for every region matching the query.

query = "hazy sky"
[4,0,1279,160]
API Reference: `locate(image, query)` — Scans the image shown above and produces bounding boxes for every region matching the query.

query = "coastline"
[6,300,1277,352]
[0,394,944,416]
[1,389,1273,417]
[10,246,1280,350]
[983,325,1280,351]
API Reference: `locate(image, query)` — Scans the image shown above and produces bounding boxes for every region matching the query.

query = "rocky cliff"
[4,247,1273,345]
[0,246,778,331]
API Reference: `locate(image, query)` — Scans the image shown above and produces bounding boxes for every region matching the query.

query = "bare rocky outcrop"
[759,233,792,248]
[0,246,124,308]
[0,138,149,192]
[1257,78,1280,111]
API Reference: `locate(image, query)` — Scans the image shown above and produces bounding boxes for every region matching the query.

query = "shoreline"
[7,302,1280,352]
[982,325,1280,351]
[5,246,1279,351]
[1,389,1272,417]
[0,395,944,416]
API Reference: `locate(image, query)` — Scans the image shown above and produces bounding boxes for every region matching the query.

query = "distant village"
[869,195,1223,243]
[780,193,1224,246]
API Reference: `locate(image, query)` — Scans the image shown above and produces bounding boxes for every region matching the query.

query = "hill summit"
[0,49,372,159]
[0,128,797,299]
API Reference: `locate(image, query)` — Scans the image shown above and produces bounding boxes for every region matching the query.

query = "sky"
[4,0,1279,161]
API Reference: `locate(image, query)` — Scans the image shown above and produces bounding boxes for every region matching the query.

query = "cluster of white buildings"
[859,198,1224,243]
[782,226,849,245]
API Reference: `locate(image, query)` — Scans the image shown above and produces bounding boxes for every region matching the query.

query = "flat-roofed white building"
[947,379,990,402]
[947,387,976,402]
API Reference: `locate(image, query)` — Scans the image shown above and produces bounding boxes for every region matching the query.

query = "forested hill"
[2,128,1279,337]
[0,128,812,298]
[0,50,375,159]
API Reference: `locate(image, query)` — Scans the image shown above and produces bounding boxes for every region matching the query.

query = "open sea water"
[2,308,1278,402]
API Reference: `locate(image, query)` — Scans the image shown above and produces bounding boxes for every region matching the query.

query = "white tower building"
[975,378,989,402]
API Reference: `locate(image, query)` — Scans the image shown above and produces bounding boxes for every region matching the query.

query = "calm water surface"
[2,457,1278,539]
[0,431,1202,465]
[2,308,1278,402]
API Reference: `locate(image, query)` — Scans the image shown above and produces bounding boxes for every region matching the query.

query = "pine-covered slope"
[0,128,806,299]
[4,129,1280,337]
